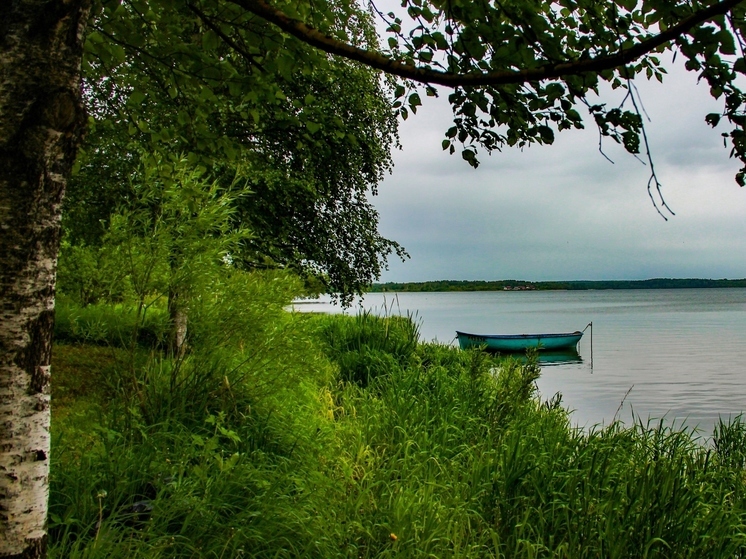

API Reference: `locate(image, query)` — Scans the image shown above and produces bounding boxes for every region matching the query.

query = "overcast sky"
[372,60,746,283]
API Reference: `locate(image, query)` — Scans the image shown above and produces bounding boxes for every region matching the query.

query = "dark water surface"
[299,289,746,434]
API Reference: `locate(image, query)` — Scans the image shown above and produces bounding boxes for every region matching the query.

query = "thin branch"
[597,132,615,164]
[231,0,746,88]
[626,80,675,219]
[629,81,651,122]
[580,97,616,164]
[188,3,266,73]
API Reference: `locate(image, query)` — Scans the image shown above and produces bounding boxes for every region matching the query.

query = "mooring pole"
[583,321,593,371]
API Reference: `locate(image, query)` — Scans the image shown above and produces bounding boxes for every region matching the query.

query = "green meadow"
[50,273,746,558]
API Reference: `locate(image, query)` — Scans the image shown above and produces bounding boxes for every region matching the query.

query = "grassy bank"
[51,290,746,557]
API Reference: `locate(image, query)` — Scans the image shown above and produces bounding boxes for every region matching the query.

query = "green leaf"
[128,90,146,106]
[202,30,220,51]
[110,44,126,64]
[537,125,554,144]
[718,30,736,55]
[418,50,433,63]
[461,149,478,168]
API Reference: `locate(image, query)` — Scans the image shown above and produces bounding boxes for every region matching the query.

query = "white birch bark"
[0,1,90,557]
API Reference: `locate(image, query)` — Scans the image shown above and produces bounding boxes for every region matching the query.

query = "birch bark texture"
[0,1,89,557]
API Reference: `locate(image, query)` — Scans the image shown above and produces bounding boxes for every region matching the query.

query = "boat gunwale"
[455,330,583,340]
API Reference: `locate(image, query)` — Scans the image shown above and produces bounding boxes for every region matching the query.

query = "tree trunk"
[168,288,188,358]
[0,1,90,557]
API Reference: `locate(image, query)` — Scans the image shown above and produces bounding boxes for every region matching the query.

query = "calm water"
[298,289,746,435]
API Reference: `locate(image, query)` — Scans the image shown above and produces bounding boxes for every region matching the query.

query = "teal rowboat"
[456,330,583,352]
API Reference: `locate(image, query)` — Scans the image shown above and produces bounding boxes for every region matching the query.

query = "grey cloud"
[373,64,746,283]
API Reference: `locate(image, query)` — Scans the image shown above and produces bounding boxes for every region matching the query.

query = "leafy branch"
[232,0,745,87]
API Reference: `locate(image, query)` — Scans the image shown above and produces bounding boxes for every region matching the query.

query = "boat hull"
[456,331,583,352]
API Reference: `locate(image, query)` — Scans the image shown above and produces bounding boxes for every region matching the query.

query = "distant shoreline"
[369,278,746,293]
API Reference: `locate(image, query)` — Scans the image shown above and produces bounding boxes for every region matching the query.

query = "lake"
[297,288,746,435]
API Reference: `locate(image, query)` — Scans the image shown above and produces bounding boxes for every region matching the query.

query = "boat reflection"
[494,349,583,366]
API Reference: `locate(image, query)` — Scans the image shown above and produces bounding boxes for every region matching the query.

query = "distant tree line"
[370,279,746,293]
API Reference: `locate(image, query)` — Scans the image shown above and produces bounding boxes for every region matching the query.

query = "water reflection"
[493,349,583,366]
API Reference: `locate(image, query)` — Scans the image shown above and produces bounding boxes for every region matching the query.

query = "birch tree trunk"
[0,1,90,557]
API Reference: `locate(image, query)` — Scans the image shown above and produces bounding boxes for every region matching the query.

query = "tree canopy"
[69,0,746,296]
[69,0,405,303]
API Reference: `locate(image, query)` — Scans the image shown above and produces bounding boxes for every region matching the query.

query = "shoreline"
[369,278,746,293]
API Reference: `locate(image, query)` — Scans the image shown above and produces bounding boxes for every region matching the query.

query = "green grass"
[55,300,169,349]
[50,285,746,558]
[315,310,420,386]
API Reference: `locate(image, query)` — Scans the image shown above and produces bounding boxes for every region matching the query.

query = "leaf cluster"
[385,0,746,174]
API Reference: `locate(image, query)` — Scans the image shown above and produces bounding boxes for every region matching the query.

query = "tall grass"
[50,283,746,558]
[315,310,420,386]
[55,299,169,349]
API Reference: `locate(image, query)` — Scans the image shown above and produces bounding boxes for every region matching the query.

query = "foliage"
[57,241,131,306]
[133,270,324,426]
[50,272,333,558]
[242,0,746,216]
[50,293,746,558]
[58,155,252,357]
[66,0,746,303]
[42,5,746,554]
[103,157,248,304]
[373,0,746,167]
[10,1,746,558]
[66,0,405,302]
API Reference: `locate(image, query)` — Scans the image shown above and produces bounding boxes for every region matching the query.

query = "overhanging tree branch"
[232,0,745,87]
